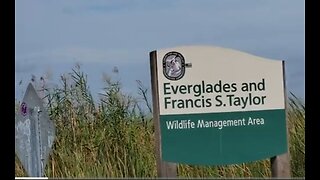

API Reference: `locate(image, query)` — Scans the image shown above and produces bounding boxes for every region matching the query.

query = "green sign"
[155,46,287,165]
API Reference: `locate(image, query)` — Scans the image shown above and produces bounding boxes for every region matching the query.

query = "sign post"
[270,61,291,177]
[150,45,290,177]
[15,83,56,177]
[150,51,177,177]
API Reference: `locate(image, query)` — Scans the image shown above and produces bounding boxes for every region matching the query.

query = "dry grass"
[15,66,305,178]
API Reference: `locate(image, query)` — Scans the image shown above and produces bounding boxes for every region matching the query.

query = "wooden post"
[150,51,177,177]
[270,61,291,177]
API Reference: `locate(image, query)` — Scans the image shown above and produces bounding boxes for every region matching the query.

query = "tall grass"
[15,66,305,178]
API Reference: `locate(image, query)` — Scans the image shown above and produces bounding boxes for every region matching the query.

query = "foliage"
[15,66,305,178]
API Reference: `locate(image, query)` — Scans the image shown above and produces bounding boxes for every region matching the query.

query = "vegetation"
[15,66,305,178]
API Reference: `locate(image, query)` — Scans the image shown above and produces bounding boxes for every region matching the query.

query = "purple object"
[21,102,27,116]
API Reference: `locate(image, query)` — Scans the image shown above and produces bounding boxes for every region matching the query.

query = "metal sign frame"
[15,83,56,177]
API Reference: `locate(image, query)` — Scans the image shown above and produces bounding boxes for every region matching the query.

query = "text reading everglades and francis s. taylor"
[163,78,267,110]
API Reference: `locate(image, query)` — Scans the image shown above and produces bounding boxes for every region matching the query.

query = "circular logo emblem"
[163,51,185,81]
[20,102,27,116]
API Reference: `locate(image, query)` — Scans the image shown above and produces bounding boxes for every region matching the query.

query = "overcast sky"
[15,0,305,103]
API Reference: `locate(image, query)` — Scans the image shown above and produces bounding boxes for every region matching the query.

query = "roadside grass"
[15,67,305,178]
